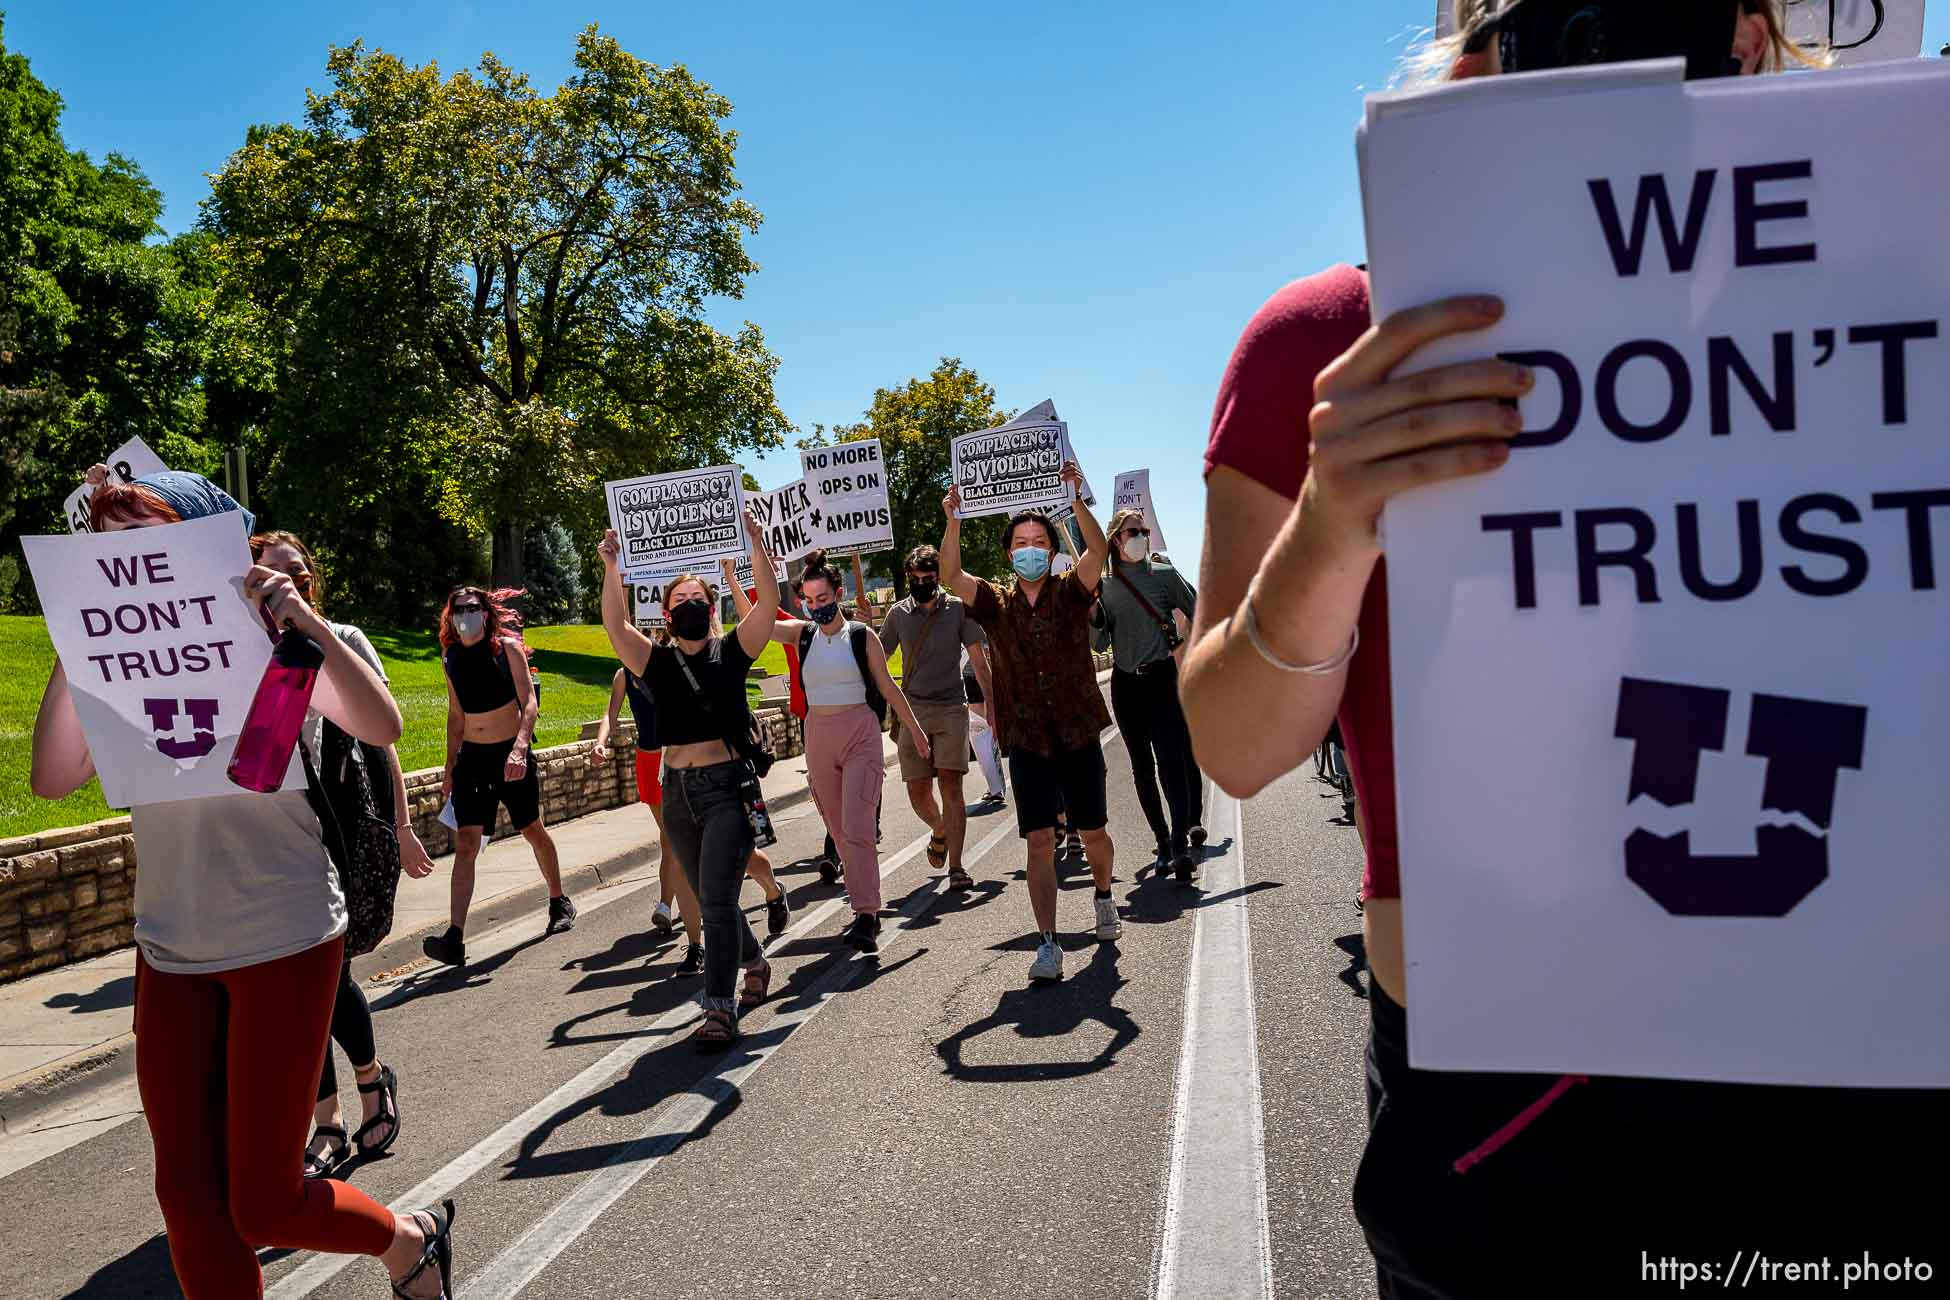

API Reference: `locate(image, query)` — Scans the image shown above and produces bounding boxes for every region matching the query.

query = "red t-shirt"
[1203,264,1404,900]
[745,588,808,719]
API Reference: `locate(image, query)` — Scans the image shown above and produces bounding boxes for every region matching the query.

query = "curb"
[0,756,859,1130]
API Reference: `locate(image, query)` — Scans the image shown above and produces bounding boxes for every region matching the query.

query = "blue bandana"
[133,472,255,536]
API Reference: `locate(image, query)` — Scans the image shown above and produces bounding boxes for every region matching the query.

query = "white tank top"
[802,621,869,706]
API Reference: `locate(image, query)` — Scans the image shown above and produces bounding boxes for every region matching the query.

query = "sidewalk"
[0,726,899,1132]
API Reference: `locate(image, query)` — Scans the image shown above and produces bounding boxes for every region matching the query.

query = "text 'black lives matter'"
[1614,677,1866,917]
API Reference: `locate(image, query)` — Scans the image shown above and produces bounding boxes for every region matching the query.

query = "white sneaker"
[1028,937,1064,983]
[1094,895,1123,941]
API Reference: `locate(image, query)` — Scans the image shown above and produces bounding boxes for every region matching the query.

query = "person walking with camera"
[879,545,990,890]
[599,511,782,1048]
[941,461,1118,984]
[762,550,932,953]
[1094,509,1204,880]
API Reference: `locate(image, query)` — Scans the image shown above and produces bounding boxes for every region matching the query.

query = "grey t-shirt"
[131,622,385,974]
[878,595,985,705]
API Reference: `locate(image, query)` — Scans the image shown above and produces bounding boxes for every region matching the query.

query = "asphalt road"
[6,708,1379,1300]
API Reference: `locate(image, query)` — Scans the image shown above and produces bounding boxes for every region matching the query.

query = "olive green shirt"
[1093,555,1196,672]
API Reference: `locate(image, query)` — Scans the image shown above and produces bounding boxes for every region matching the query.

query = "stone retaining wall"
[0,702,805,985]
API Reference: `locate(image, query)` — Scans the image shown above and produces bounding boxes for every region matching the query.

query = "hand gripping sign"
[1360,59,1950,1084]
[64,437,168,534]
[21,513,288,807]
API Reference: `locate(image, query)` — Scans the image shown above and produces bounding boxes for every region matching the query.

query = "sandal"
[302,1124,349,1180]
[353,1062,401,1160]
[926,834,947,868]
[390,1199,457,1299]
[947,866,975,891]
[738,961,772,1012]
[692,1008,739,1051]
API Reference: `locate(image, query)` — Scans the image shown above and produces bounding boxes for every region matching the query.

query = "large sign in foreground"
[1360,60,1950,1084]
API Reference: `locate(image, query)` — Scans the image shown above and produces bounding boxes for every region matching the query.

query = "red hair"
[89,482,182,531]
[438,586,531,654]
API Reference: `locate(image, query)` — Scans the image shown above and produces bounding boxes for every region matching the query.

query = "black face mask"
[669,599,712,640]
[1466,0,1744,81]
[910,577,938,602]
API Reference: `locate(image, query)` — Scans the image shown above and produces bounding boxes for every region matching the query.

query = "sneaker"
[675,943,705,977]
[843,912,880,954]
[1063,831,1084,859]
[546,894,577,935]
[1189,824,1208,848]
[1094,895,1123,941]
[765,889,791,938]
[1028,938,1064,983]
[422,929,465,967]
[1172,852,1196,884]
[977,792,1007,809]
[1153,840,1171,866]
[651,902,674,935]
[816,855,842,887]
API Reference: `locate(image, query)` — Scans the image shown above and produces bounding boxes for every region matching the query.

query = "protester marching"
[9,3,1950,1297]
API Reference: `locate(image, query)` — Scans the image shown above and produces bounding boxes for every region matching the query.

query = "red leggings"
[135,936,396,1297]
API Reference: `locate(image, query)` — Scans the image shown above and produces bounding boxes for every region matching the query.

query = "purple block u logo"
[143,697,221,760]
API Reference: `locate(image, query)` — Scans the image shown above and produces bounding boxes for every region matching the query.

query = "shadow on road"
[375,931,556,1009]
[1333,932,1368,1000]
[934,945,1139,1084]
[66,1231,176,1297]
[44,974,134,1015]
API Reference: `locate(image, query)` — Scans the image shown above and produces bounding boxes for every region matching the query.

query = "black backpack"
[303,722,403,958]
[797,621,887,723]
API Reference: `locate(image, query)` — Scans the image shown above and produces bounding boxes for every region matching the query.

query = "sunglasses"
[451,601,484,614]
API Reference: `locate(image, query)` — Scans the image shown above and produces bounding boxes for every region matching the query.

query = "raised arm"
[734,508,781,660]
[939,484,979,604]
[598,529,655,677]
[1063,461,1109,595]
[29,662,96,800]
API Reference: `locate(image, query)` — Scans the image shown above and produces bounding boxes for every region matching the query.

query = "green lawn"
[0,616,786,840]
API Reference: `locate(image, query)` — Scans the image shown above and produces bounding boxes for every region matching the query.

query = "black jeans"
[1109,662,1202,851]
[663,760,763,1015]
[1356,981,1948,1296]
[316,958,376,1102]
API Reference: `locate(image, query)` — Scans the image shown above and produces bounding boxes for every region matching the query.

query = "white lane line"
[1153,786,1274,1300]
[460,816,1021,1300]
[268,818,961,1300]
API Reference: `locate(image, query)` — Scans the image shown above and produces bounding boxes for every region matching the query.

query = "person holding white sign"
[941,461,1119,984]
[30,473,458,1299]
[1182,3,1948,1291]
[421,586,573,968]
[598,509,782,1050]
[763,549,932,953]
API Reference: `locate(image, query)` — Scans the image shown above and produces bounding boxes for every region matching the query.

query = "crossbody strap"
[669,643,758,767]
[1114,568,1175,638]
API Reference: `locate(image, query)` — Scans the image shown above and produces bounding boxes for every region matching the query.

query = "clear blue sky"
[11,2,1948,580]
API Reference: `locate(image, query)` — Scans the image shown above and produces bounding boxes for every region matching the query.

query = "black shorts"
[452,738,541,835]
[1007,739,1107,837]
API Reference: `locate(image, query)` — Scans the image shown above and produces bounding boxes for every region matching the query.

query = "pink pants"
[806,705,884,915]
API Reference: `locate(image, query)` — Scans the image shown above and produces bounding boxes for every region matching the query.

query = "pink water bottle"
[226,624,325,793]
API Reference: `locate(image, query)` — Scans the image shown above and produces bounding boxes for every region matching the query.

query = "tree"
[203,26,790,596]
[0,15,229,611]
[806,359,1014,596]
[521,518,584,624]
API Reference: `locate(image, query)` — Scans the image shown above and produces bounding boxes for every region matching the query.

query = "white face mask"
[1120,536,1148,563]
[453,611,486,642]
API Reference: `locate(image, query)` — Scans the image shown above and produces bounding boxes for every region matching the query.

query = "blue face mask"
[1011,547,1051,581]
[809,602,840,625]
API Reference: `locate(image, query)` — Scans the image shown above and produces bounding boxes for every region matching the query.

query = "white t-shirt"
[131,622,381,974]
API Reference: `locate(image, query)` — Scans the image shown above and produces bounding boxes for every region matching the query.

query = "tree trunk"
[491,519,527,589]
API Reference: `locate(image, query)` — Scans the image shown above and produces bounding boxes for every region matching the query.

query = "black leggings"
[1109,664,1202,850]
[315,959,376,1103]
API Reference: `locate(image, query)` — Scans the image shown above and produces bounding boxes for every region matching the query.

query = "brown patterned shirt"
[967,570,1111,757]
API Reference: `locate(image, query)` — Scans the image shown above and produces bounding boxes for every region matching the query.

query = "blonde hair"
[1398,1,1828,88]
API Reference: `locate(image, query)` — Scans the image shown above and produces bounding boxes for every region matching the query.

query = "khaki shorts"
[898,698,971,781]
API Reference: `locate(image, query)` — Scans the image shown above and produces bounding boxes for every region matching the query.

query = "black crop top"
[444,637,518,714]
[642,636,755,746]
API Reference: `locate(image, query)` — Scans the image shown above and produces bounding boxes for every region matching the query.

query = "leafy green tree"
[806,359,1014,596]
[520,518,584,624]
[0,15,230,609]
[204,26,789,599]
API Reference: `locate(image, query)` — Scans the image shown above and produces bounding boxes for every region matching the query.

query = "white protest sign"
[1003,399,1095,504]
[747,478,820,562]
[800,439,894,556]
[630,575,677,630]
[21,513,289,807]
[1434,2,1925,65]
[733,553,788,590]
[64,437,168,534]
[604,466,746,581]
[951,419,1070,519]
[1359,62,1950,1085]
[1111,469,1168,555]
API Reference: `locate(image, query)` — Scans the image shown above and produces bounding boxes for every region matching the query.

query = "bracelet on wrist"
[1239,582,1359,675]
